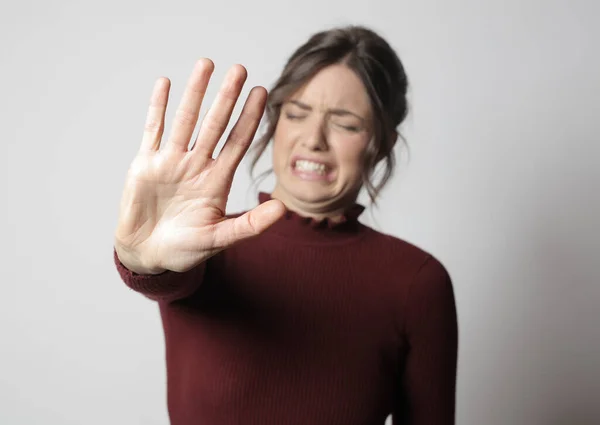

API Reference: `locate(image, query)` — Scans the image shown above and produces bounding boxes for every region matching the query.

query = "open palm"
[114,59,285,274]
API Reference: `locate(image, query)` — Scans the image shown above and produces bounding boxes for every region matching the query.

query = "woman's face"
[271,64,373,214]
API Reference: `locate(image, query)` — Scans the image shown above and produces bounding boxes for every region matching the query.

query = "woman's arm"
[393,255,459,425]
[113,246,206,303]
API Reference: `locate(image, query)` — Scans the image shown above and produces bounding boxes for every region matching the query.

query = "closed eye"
[285,111,361,132]
[285,112,306,120]
[333,123,361,132]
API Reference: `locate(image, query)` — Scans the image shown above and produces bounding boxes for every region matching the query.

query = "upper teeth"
[295,160,327,174]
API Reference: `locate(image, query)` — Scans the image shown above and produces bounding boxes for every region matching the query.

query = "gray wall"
[1,1,598,424]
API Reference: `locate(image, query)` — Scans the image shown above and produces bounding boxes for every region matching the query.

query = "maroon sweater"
[113,192,458,425]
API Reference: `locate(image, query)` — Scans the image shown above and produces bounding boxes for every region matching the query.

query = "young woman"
[113,25,458,425]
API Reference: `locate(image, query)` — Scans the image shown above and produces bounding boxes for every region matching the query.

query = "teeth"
[295,160,327,174]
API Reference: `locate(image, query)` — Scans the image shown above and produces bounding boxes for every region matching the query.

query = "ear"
[390,130,398,150]
[375,130,398,162]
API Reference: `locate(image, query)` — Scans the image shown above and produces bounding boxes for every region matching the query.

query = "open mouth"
[291,158,334,182]
[294,159,329,175]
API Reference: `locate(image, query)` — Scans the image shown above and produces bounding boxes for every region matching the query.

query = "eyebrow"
[287,99,366,123]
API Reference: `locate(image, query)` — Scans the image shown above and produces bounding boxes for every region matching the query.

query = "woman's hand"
[114,59,285,274]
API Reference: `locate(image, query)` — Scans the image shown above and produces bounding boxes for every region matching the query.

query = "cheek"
[334,138,369,177]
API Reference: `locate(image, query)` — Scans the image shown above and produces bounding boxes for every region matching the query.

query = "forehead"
[289,64,372,115]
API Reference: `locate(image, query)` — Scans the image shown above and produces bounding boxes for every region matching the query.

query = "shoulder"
[357,225,454,298]
[360,224,441,269]
[363,224,453,289]
[405,249,455,323]
[411,254,453,300]
[357,226,456,336]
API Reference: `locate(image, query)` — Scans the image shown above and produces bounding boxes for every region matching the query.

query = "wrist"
[114,243,166,275]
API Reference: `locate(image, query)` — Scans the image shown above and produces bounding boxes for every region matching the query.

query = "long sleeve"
[393,255,459,425]
[113,247,206,303]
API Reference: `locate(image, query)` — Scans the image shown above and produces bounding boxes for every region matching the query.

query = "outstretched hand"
[114,59,285,274]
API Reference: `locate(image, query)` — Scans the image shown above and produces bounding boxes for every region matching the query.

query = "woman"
[113,25,458,425]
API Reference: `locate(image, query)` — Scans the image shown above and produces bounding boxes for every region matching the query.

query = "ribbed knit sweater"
[113,192,458,425]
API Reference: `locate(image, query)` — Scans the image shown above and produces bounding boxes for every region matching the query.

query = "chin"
[283,177,356,209]
[289,184,333,203]
[273,166,357,207]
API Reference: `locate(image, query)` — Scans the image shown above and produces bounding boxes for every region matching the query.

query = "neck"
[257,191,366,244]
[270,186,358,223]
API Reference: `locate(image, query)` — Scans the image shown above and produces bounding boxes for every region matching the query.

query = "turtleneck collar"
[258,192,367,244]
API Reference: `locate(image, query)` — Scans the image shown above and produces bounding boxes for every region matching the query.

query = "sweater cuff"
[113,247,206,302]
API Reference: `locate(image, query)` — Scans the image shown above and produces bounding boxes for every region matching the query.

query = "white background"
[1,0,598,424]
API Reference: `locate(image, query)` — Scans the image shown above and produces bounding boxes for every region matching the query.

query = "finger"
[139,77,170,152]
[214,86,267,179]
[211,200,286,249]
[190,64,247,158]
[165,58,215,152]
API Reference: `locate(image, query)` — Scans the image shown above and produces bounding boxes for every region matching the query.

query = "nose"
[301,117,328,151]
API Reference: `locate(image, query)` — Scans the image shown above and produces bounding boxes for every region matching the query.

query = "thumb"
[212,199,286,248]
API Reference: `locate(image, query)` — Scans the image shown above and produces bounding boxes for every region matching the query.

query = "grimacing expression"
[271,64,373,212]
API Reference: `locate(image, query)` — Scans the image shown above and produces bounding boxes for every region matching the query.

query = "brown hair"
[249,25,409,205]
